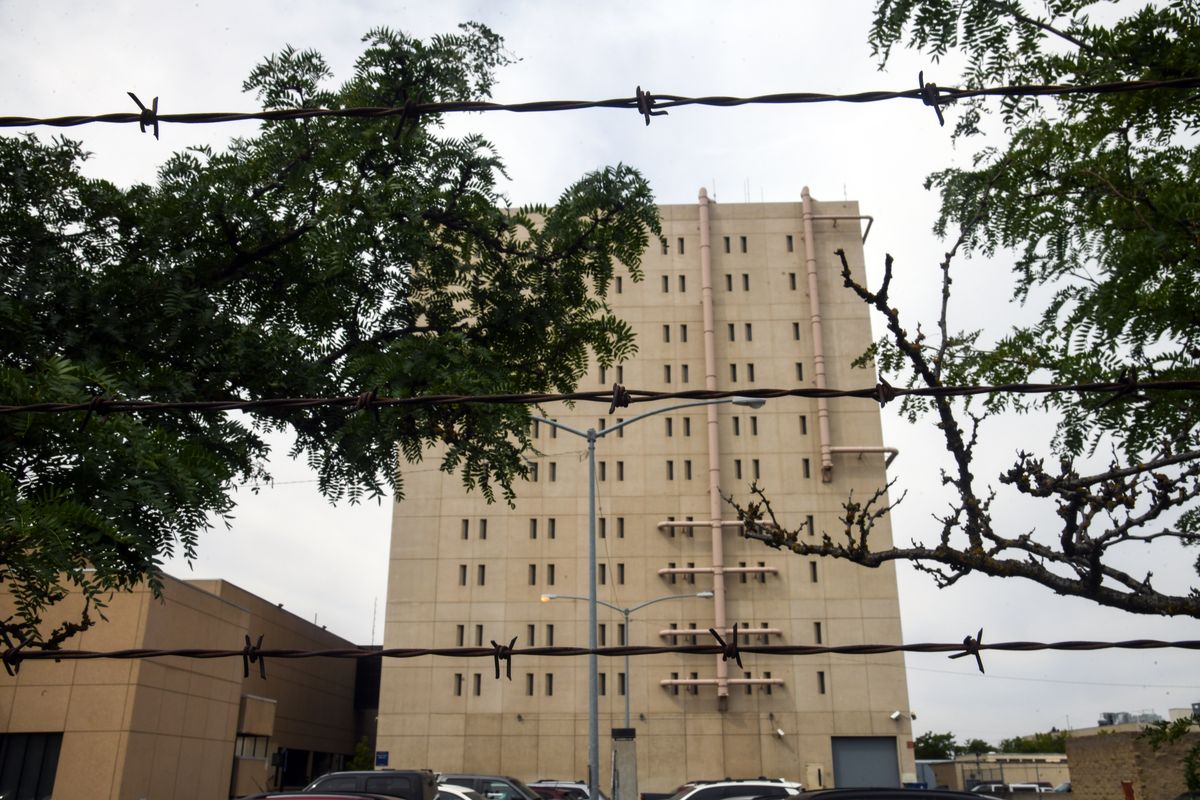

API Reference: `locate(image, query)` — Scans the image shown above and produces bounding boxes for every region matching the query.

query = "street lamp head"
[541,594,557,602]
[696,591,715,598]
[731,396,766,409]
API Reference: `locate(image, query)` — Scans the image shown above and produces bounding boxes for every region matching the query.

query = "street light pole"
[544,591,713,729]
[531,396,764,800]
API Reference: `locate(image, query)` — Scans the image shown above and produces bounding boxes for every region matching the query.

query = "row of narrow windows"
[454,671,627,697]
[599,362,806,386]
[451,669,825,698]
[645,272,806,293]
[659,234,798,257]
[457,620,822,649]
[532,414,811,439]
[659,322,803,342]
[529,451,813,484]
[462,512,816,548]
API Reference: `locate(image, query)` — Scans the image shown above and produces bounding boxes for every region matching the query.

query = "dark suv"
[305,770,438,800]
[441,775,541,800]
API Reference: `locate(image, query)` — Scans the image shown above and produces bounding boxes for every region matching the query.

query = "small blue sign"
[375,751,389,767]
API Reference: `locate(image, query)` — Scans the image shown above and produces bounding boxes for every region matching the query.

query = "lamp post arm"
[626,592,711,615]
[545,594,625,614]
[598,398,733,439]
[529,414,591,440]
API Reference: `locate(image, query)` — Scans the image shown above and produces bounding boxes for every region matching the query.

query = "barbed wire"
[2,76,1198,136]
[3,631,1198,680]
[2,377,1195,418]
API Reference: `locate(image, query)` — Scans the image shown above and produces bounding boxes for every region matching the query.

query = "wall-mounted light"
[774,728,786,739]
[890,710,902,721]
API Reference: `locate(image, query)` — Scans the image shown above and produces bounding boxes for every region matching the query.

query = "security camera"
[775,728,786,739]
[889,710,902,721]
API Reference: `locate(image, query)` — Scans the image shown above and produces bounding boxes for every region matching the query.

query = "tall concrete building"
[378,189,914,792]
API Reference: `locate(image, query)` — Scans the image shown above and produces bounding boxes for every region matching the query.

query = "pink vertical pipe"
[697,187,730,704]
[802,187,834,482]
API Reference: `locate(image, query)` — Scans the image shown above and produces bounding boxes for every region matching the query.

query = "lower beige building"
[1067,730,1199,800]
[378,191,915,791]
[0,576,365,799]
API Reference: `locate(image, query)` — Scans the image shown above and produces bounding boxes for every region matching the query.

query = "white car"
[664,778,804,800]
[439,784,490,800]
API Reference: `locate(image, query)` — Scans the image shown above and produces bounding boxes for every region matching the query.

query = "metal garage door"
[831,736,900,787]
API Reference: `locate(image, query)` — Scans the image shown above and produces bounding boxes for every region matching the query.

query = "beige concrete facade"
[1067,731,1199,800]
[0,576,360,799]
[378,193,915,792]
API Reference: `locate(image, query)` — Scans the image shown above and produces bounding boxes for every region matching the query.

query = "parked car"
[304,769,438,800]
[529,780,609,800]
[664,777,805,800]
[243,794,399,800]
[791,790,1006,800]
[968,786,1007,796]
[441,774,542,800]
[1050,784,1071,794]
[529,787,588,800]
[439,785,491,800]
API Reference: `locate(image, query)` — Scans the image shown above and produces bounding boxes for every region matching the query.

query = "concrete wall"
[1068,731,1199,800]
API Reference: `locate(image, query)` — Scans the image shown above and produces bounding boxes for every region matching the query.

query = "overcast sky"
[3,0,1197,745]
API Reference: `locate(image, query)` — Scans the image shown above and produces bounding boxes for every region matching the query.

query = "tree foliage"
[733,1,1200,617]
[1140,714,1200,794]
[916,731,960,760]
[998,730,1069,754]
[0,25,659,649]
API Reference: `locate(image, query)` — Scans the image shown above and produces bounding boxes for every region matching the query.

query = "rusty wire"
[1,76,1198,135]
[1,378,1197,418]
[4,637,1200,680]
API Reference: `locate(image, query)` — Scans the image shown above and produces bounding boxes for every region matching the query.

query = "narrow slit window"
[763,671,773,694]
[688,672,699,694]
[728,323,736,341]
[803,458,811,478]
[599,563,607,585]
[479,519,487,539]
[663,324,671,342]
[667,517,675,538]
[730,363,738,382]
[817,671,827,694]
[745,671,753,695]
[475,624,484,646]
[757,561,767,583]
[745,323,753,341]
[599,367,606,386]
[618,517,625,538]
[454,673,464,696]
[478,564,486,585]
[599,623,607,646]
[793,322,801,340]
[735,459,742,479]
[619,672,626,696]
[599,673,607,696]
[617,461,625,481]
[527,624,535,646]
[617,365,624,383]
[814,621,823,644]
[747,363,755,382]
[670,672,680,695]
[685,459,693,480]
[666,460,675,480]
[661,239,669,255]
[800,415,808,435]
[723,236,731,253]
[683,417,691,436]
[599,461,607,481]
[549,462,557,482]
[546,673,554,696]
[685,516,694,536]
[530,463,539,482]
[807,514,815,536]
[615,276,623,294]
[528,564,537,585]
[456,624,465,646]
[546,624,555,646]
[664,364,672,383]
[461,519,469,540]
[739,561,747,583]
[742,273,749,290]
[599,518,607,538]
[750,416,758,435]
[526,673,535,695]
[752,458,761,479]
[725,274,733,291]
[677,237,685,254]
[548,563,555,585]
[733,416,741,436]
[549,517,557,538]
[681,364,689,383]
[789,272,797,290]
[661,275,669,293]
[686,563,695,585]
[668,561,677,584]
[786,234,794,252]
[617,563,625,584]
[810,561,818,582]
[680,324,688,342]
[616,418,624,437]
[796,362,804,381]
[458,564,467,586]
[679,274,686,292]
